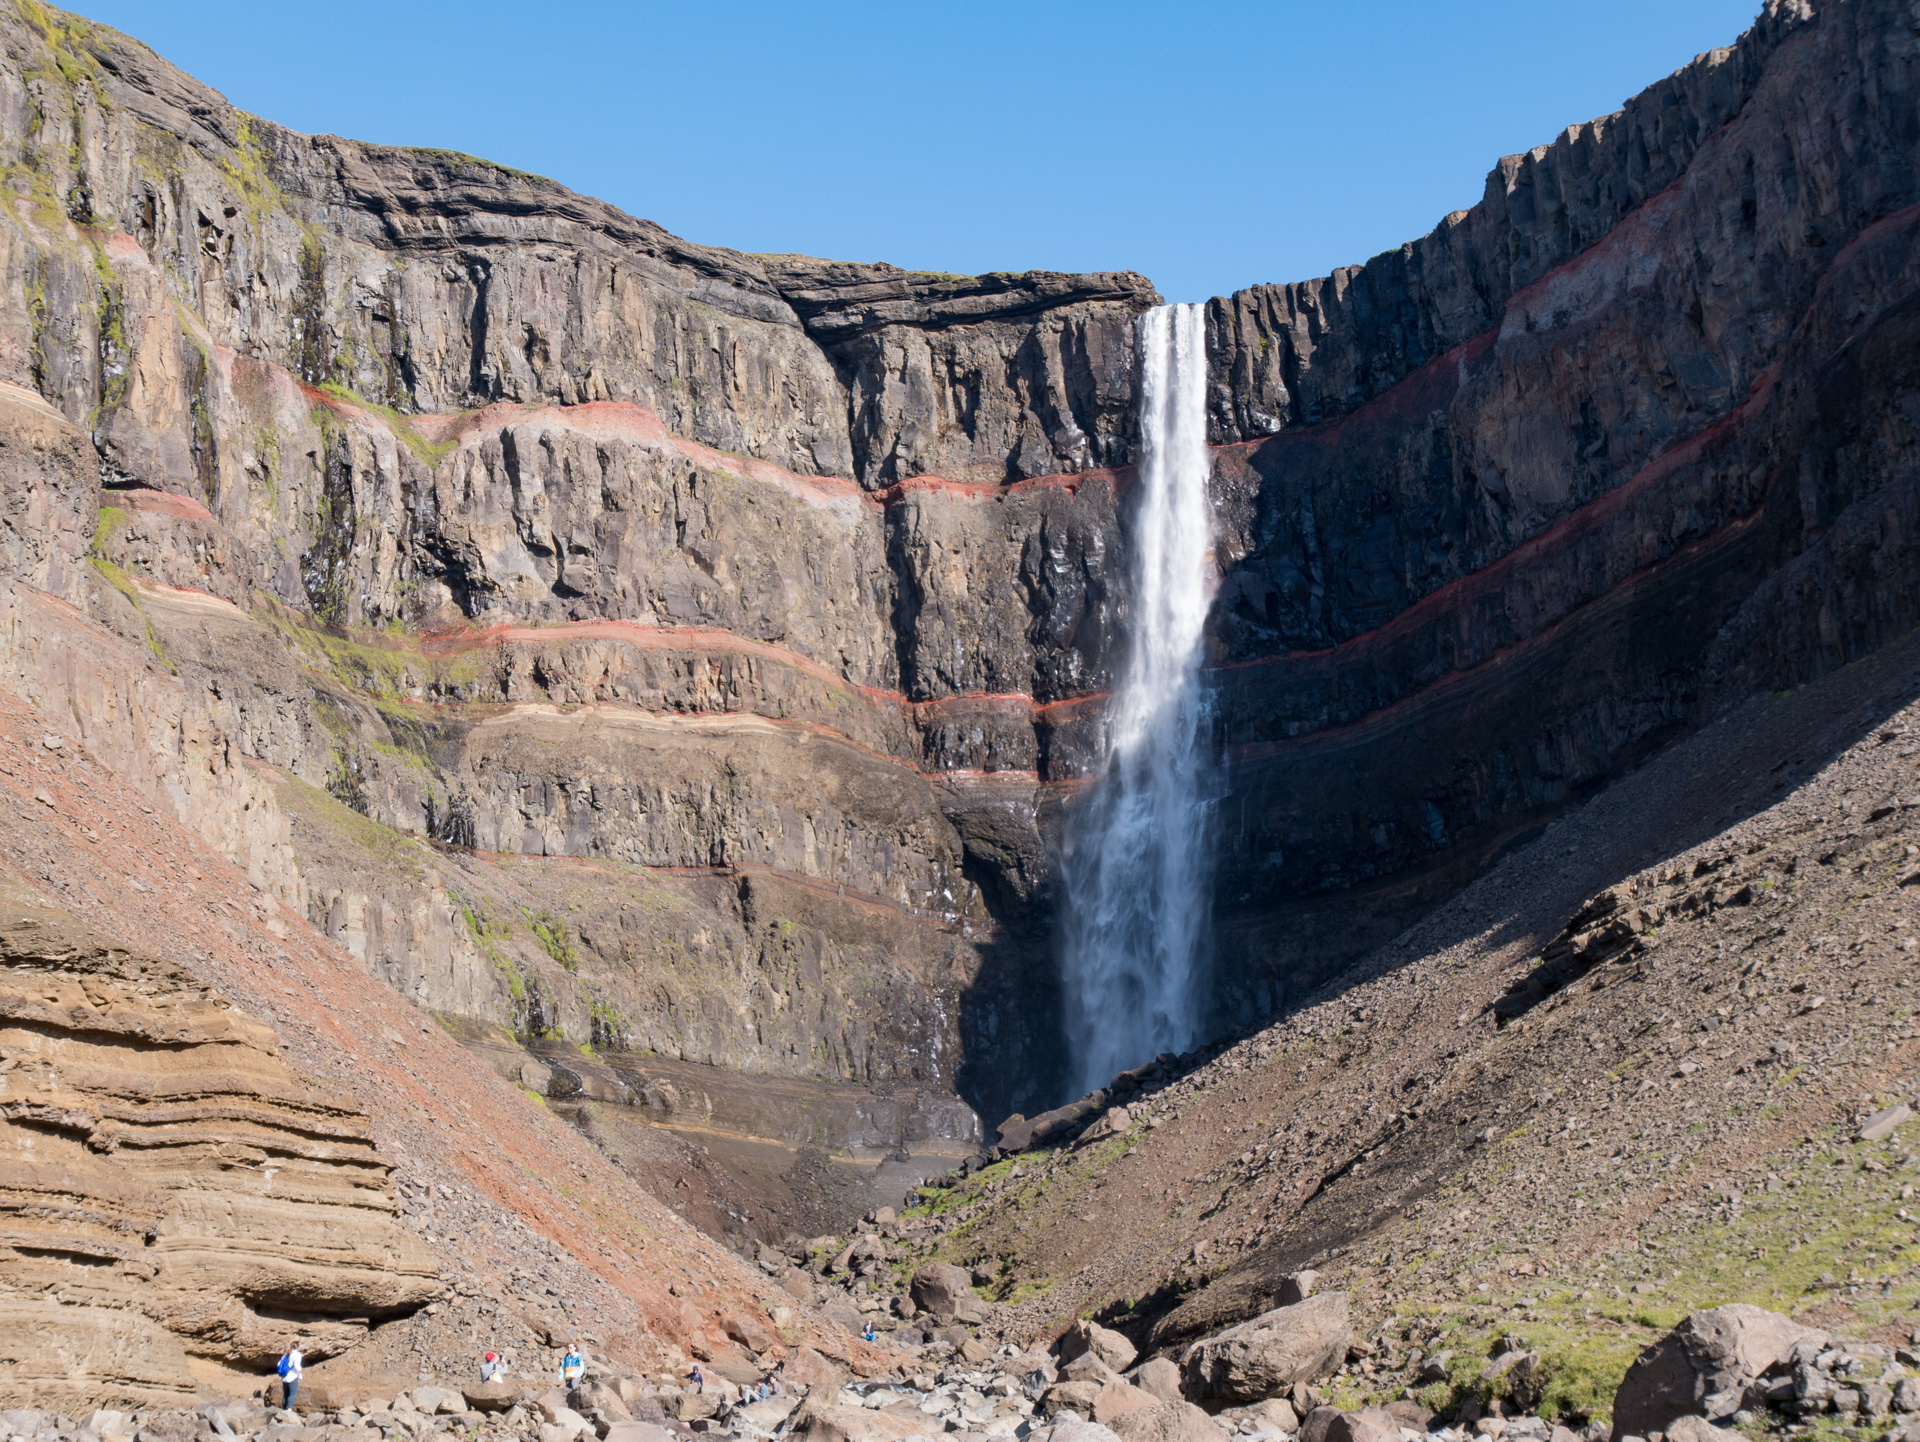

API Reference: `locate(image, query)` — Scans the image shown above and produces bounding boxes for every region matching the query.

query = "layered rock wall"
[0,877,440,1410]
[1194,0,1920,1016]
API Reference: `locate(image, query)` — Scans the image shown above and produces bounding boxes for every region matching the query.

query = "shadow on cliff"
[952,855,1071,1131]
[1205,625,1920,1076]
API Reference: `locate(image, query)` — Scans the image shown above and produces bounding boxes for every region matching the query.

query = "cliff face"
[0,0,1917,1141]
[1198,0,1920,1013]
[0,876,440,1409]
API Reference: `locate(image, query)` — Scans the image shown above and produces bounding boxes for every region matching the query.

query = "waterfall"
[1058,302,1216,1097]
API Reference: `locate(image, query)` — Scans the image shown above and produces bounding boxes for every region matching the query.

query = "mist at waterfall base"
[1057,303,1217,1098]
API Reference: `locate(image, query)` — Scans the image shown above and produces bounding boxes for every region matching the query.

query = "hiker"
[277,1343,304,1411]
[561,1344,585,1387]
[480,1351,507,1383]
[685,1364,705,1394]
[862,1319,877,1343]
[768,1373,785,1399]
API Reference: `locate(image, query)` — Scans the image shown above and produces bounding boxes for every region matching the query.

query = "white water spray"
[1058,302,1216,1097]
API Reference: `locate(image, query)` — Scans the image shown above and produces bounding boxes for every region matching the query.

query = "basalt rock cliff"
[0,0,1917,1153]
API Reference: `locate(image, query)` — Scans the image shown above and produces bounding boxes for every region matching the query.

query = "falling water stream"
[1058,302,1216,1096]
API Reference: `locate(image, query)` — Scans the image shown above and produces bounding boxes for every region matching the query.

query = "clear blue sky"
[76,0,1762,304]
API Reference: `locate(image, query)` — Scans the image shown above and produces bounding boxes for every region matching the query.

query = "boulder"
[1045,1381,1109,1416]
[1300,1408,1391,1442]
[1109,1401,1222,1442]
[1860,1104,1913,1142]
[673,1393,719,1423]
[954,1294,993,1325]
[1611,1304,1826,1439]
[412,1387,465,1415]
[462,1382,526,1414]
[1384,1400,1432,1431]
[723,1312,776,1354]
[1009,1353,1060,1399]
[960,1338,994,1365]
[1064,1353,1124,1386]
[1279,1272,1320,1307]
[1077,1107,1132,1147]
[1092,1381,1160,1425]
[823,1301,866,1336]
[1032,1422,1125,1442]
[1127,1359,1184,1404]
[783,1346,849,1391]
[1660,1418,1724,1442]
[740,1398,802,1431]
[910,1263,976,1320]
[533,1391,575,1424]
[602,1425,677,1442]
[1227,1399,1298,1433]
[787,1396,927,1442]
[1064,1320,1140,1375]
[708,1356,763,1388]
[1181,1293,1352,1404]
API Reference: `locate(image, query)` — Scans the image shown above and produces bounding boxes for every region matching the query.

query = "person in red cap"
[480,1351,508,1383]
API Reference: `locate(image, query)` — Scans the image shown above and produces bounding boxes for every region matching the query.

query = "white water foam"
[1058,302,1216,1096]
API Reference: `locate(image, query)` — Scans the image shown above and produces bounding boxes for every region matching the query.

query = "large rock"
[1227,1399,1299,1433]
[1063,1353,1124,1386]
[1612,1305,1827,1439]
[740,1398,802,1431]
[602,1425,677,1442]
[1091,1381,1159,1425]
[1128,1359,1184,1404]
[909,1263,976,1320]
[0,885,442,1412]
[463,1382,526,1414]
[1045,1381,1109,1416]
[1064,1321,1140,1374]
[672,1393,720,1423]
[1109,1401,1223,1442]
[1181,1293,1352,1404]
[783,1346,849,1391]
[786,1396,927,1442]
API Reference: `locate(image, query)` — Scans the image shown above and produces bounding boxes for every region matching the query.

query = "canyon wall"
[1197,0,1920,1017]
[0,0,1916,1128]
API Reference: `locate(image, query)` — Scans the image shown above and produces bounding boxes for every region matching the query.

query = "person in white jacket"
[278,1345,303,1411]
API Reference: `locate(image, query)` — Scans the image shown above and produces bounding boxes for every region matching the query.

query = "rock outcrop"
[1610,1305,1825,1439]
[1180,1294,1351,1404]
[0,876,441,1410]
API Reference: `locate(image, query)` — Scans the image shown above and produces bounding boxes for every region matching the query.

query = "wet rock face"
[0,880,441,1410]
